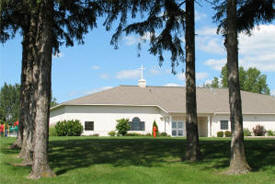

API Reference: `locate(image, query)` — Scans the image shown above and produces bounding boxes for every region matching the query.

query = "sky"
[1,2,275,103]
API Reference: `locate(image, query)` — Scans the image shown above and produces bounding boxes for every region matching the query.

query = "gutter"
[50,103,169,114]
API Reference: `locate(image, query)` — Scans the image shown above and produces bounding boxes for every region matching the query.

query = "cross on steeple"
[139,64,145,80]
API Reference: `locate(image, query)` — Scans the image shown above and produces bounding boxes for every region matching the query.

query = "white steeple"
[138,65,146,88]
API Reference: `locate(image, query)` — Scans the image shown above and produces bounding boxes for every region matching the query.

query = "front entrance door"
[172,121,184,136]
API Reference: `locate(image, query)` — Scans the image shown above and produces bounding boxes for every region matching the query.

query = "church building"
[50,67,275,137]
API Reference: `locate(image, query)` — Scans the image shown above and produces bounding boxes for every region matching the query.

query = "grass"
[1,136,275,184]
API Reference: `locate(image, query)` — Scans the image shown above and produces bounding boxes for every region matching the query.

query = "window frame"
[85,121,94,131]
[220,120,229,130]
[171,121,185,137]
[129,117,145,131]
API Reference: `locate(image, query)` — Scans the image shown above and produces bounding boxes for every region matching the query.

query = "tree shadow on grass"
[2,138,275,175]
[244,139,275,172]
[48,138,185,175]
[197,139,275,173]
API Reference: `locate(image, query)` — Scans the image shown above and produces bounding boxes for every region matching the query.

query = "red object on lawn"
[14,121,19,126]
[0,124,4,133]
[153,126,157,137]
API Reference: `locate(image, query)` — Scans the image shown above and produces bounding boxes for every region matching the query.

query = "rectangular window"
[220,120,228,130]
[172,122,177,128]
[172,130,177,136]
[178,122,183,128]
[85,121,94,131]
[171,121,185,137]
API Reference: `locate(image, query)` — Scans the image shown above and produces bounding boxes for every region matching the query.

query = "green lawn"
[1,137,275,184]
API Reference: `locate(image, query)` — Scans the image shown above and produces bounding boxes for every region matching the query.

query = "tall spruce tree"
[225,0,251,174]
[1,0,101,178]
[1,0,28,150]
[213,0,274,174]
[104,0,200,161]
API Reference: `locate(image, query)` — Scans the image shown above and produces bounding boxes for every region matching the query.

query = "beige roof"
[56,85,275,114]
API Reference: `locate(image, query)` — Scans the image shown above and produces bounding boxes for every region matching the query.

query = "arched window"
[129,117,145,131]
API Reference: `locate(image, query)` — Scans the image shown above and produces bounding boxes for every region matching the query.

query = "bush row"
[108,131,169,137]
[55,120,83,136]
[217,131,232,137]
[50,120,275,137]
[217,125,275,137]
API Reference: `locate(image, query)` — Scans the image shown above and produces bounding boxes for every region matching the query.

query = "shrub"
[116,118,130,136]
[217,131,224,137]
[160,132,168,136]
[126,133,142,136]
[224,131,232,137]
[145,133,152,136]
[108,131,116,136]
[92,133,99,137]
[266,130,275,136]
[152,120,159,136]
[243,128,252,136]
[253,125,266,136]
[49,126,57,136]
[55,120,83,136]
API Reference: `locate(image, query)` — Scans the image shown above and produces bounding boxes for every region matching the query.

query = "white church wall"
[242,114,275,132]
[50,105,167,136]
[169,115,208,137]
[212,114,275,136]
[49,107,65,126]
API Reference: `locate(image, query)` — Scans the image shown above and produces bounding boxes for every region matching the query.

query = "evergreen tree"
[152,120,159,136]
[104,0,200,161]
[1,0,102,178]
[213,0,274,174]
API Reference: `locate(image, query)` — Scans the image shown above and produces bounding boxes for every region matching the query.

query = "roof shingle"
[60,85,275,114]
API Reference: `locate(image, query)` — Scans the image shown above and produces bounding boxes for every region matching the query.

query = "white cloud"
[164,83,182,87]
[196,72,209,80]
[68,86,113,98]
[204,58,226,71]
[53,52,63,58]
[116,69,140,80]
[85,86,113,95]
[100,74,109,79]
[238,25,275,72]
[239,25,275,55]
[123,32,154,46]
[123,36,138,46]
[204,77,222,86]
[150,68,161,75]
[204,79,212,85]
[176,72,208,81]
[202,24,275,72]
[197,27,217,36]
[197,37,225,55]
[196,27,225,55]
[176,73,185,81]
[150,66,171,75]
[195,11,207,21]
[92,65,100,70]
[140,32,154,41]
[68,90,80,97]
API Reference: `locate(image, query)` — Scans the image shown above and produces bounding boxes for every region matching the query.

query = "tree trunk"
[29,0,55,179]
[17,14,38,165]
[225,0,251,175]
[184,0,200,161]
[11,34,27,149]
